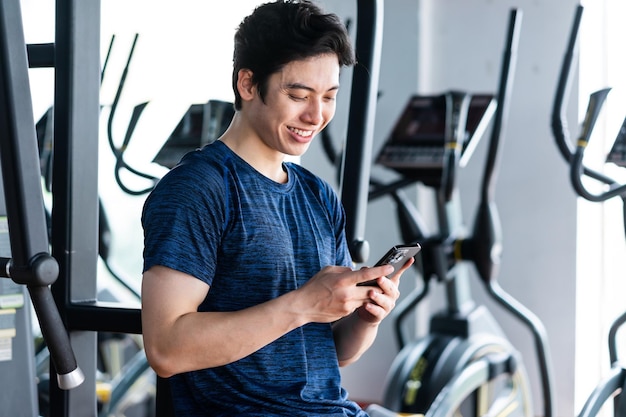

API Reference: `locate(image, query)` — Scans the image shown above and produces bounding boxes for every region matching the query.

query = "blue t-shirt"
[142,141,367,416]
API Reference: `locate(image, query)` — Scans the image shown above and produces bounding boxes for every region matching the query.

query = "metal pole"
[340,0,384,264]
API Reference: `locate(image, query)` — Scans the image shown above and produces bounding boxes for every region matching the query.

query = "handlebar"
[551,4,623,197]
[568,89,626,202]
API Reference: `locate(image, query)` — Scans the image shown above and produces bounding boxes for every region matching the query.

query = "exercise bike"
[376,9,555,417]
[551,4,626,417]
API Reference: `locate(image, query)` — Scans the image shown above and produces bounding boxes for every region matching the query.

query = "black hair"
[232,0,355,110]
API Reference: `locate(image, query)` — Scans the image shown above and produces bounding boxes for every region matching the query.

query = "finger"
[389,256,415,283]
[372,264,394,277]
[399,256,415,272]
[370,287,398,310]
[394,256,415,276]
[355,264,394,286]
[362,301,386,322]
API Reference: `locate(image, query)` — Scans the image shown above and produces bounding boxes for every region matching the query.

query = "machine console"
[376,93,495,178]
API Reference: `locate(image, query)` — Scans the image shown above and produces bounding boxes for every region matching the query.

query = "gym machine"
[0,0,383,415]
[0,1,136,416]
[551,4,626,417]
[360,9,555,417]
[0,0,87,412]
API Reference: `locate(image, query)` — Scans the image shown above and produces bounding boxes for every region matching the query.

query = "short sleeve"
[142,161,225,285]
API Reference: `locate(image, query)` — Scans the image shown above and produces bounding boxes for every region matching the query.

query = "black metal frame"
[340,0,384,264]
[0,0,85,394]
[0,0,140,415]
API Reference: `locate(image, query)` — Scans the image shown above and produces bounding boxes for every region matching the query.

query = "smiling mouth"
[288,127,313,138]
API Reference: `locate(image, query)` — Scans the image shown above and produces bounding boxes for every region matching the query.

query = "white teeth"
[289,127,312,137]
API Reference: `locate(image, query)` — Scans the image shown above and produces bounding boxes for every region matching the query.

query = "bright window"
[576,0,626,413]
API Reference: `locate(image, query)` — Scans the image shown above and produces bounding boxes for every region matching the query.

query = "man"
[141,1,414,415]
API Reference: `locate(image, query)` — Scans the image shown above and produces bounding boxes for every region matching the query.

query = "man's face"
[246,53,341,158]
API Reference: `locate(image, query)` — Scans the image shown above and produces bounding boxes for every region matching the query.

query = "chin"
[285,143,311,158]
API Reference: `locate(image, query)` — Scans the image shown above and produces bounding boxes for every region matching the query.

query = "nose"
[302,98,325,125]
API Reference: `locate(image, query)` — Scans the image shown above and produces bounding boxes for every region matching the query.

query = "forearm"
[142,264,393,376]
[332,310,379,367]
[143,289,306,377]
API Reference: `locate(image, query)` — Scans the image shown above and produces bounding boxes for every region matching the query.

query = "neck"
[219,116,288,184]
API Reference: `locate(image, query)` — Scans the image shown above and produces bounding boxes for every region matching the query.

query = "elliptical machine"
[551,5,626,417]
[365,9,555,417]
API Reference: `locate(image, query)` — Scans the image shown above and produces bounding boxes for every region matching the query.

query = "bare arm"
[141,263,395,377]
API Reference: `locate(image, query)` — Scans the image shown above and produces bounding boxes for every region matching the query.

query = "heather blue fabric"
[142,141,367,416]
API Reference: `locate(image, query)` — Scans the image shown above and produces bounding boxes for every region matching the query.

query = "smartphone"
[357,243,422,287]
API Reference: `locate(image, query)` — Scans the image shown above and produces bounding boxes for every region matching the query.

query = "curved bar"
[551,5,616,186]
[340,0,384,263]
[467,9,522,284]
[106,33,157,191]
[488,280,555,417]
[468,12,555,417]
[392,280,430,349]
[608,310,626,365]
[480,8,522,203]
[608,310,626,417]
[577,367,626,417]
[570,150,626,202]
[569,89,626,202]
[551,4,584,164]
[106,33,139,159]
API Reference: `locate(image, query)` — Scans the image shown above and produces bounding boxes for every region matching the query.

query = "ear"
[236,69,256,103]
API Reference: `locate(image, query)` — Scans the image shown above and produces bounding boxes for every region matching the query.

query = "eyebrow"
[285,82,340,93]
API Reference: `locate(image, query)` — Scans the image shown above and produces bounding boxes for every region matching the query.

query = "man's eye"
[289,94,306,102]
